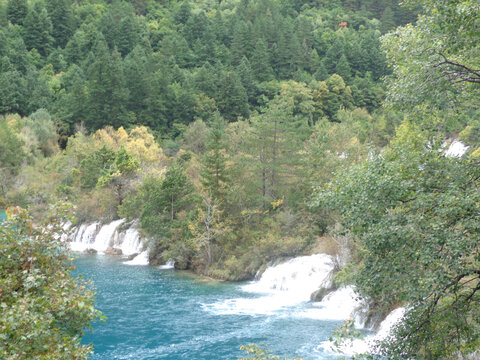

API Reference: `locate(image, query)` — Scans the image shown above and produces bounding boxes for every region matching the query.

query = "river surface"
[74,255,344,360]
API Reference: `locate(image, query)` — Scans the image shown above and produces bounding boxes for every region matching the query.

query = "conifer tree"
[201,113,228,201]
[323,38,345,74]
[45,0,74,47]
[237,57,258,105]
[0,64,23,115]
[7,0,27,25]
[251,39,274,82]
[380,6,395,33]
[231,20,253,65]
[216,71,249,122]
[335,54,352,82]
[87,41,129,130]
[22,4,53,57]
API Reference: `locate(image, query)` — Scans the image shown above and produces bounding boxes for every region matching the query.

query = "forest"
[1,0,480,358]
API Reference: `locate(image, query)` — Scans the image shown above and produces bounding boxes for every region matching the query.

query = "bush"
[0,204,100,359]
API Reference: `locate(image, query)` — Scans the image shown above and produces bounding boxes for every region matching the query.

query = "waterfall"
[445,140,469,157]
[159,259,175,269]
[125,251,150,266]
[92,219,125,252]
[204,254,338,315]
[298,286,364,325]
[319,307,406,356]
[68,219,146,258]
[242,254,335,301]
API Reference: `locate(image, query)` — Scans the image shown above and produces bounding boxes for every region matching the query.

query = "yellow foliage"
[91,126,165,166]
[270,198,284,210]
[471,147,480,158]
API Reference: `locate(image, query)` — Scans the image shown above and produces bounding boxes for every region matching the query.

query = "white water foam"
[296,286,364,324]
[70,223,99,252]
[242,254,335,300]
[445,140,469,157]
[204,254,336,315]
[92,219,125,252]
[319,307,406,357]
[125,251,150,266]
[114,228,143,256]
[68,219,144,256]
[159,259,175,269]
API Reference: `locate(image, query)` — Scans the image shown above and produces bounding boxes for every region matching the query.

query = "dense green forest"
[0,0,418,140]
[1,0,480,358]
[0,0,415,278]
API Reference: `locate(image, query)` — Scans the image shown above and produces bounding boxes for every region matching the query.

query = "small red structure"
[339,21,348,28]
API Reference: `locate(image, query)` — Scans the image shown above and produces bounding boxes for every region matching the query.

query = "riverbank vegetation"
[0,205,100,359]
[1,0,480,358]
[0,0,409,280]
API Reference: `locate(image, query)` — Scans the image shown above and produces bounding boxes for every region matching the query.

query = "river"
[74,255,347,360]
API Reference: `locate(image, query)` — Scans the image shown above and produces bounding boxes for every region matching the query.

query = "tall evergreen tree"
[380,6,395,33]
[237,57,258,106]
[0,62,23,114]
[251,39,274,82]
[335,54,352,82]
[7,0,27,25]
[231,20,253,65]
[86,41,129,130]
[22,4,53,57]
[201,113,228,200]
[216,71,249,122]
[45,0,74,47]
[123,46,151,124]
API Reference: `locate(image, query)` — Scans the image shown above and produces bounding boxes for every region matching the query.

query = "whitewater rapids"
[66,219,149,265]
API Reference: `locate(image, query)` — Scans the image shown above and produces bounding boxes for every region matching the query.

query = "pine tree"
[335,54,352,82]
[201,113,228,200]
[314,62,328,81]
[231,20,253,65]
[237,57,258,106]
[87,41,129,130]
[45,0,74,48]
[323,38,345,74]
[248,85,311,207]
[380,6,395,33]
[22,4,53,57]
[251,39,274,82]
[123,46,151,123]
[7,0,27,25]
[216,70,249,122]
[55,64,89,134]
[117,15,140,56]
[0,66,23,114]
[309,49,321,73]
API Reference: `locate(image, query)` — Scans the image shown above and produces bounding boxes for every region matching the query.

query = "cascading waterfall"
[159,259,175,269]
[298,286,364,324]
[243,254,335,301]
[319,307,406,356]
[67,219,147,264]
[92,219,125,252]
[204,254,365,317]
[445,140,468,157]
[204,253,404,357]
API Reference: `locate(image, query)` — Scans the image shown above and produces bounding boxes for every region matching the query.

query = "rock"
[148,253,164,266]
[104,247,123,255]
[83,248,97,255]
[310,287,335,302]
[126,253,139,261]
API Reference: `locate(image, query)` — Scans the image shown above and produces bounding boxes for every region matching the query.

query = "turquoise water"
[74,256,343,360]
[0,210,5,222]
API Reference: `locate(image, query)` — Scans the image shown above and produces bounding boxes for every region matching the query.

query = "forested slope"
[2,0,480,358]
[0,0,415,138]
[0,0,415,279]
